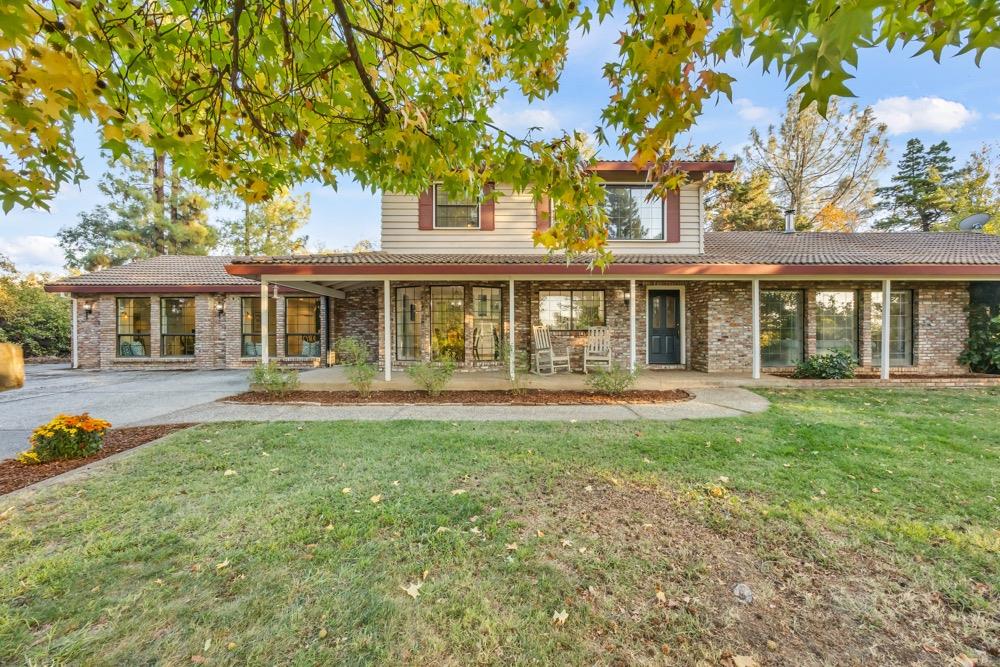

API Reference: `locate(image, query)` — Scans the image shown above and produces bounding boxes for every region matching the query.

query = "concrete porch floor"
[297,367,795,391]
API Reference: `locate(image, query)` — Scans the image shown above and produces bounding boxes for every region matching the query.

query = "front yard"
[1,389,997,665]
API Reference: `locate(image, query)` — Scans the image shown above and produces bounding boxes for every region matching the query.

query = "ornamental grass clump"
[17,413,111,464]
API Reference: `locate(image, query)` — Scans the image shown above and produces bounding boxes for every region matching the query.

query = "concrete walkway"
[140,387,769,424]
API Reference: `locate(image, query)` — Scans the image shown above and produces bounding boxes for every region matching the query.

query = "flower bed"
[225,388,692,406]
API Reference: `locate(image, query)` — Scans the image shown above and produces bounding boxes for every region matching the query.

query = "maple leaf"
[400,582,423,599]
[223,469,237,476]
[552,609,569,625]
[216,559,230,570]
[506,542,518,551]
[370,495,382,504]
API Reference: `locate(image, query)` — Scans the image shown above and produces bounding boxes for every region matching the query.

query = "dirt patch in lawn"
[511,479,996,666]
[225,389,692,406]
[0,424,194,495]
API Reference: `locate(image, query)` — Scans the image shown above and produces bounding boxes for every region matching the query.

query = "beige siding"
[380,183,703,255]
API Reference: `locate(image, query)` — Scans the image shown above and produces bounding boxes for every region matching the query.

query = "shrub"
[499,341,531,396]
[405,358,456,396]
[250,361,300,395]
[792,349,857,379]
[585,363,637,395]
[346,362,378,398]
[334,336,370,366]
[18,413,111,464]
[959,306,1000,374]
[0,271,71,358]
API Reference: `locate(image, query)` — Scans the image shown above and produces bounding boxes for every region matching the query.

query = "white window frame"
[644,285,686,366]
[602,182,665,242]
[432,183,482,230]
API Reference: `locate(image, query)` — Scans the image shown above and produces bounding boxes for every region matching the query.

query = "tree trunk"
[152,152,167,254]
[243,202,251,255]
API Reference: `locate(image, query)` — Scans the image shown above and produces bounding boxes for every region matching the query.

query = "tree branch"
[331,0,392,123]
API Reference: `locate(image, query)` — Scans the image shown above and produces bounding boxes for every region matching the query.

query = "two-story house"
[48,160,1000,380]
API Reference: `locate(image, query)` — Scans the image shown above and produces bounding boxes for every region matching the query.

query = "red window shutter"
[480,183,495,231]
[665,189,681,243]
[535,195,550,231]
[417,187,434,230]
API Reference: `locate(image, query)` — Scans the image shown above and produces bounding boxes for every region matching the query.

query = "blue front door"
[648,291,680,364]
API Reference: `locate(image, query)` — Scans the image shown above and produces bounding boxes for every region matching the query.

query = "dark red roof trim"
[45,284,304,295]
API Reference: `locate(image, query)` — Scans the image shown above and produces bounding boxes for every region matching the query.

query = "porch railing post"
[881,279,891,380]
[629,279,636,371]
[260,278,269,364]
[508,279,515,381]
[751,278,760,380]
[383,279,391,381]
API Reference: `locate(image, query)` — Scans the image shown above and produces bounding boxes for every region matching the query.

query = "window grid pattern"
[815,291,858,358]
[395,287,423,361]
[116,297,150,357]
[160,297,195,357]
[285,297,321,357]
[538,290,606,330]
[472,287,502,361]
[430,286,465,361]
[760,290,803,367]
[434,186,479,228]
[604,184,663,240]
[240,297,277,357]
[871,290,914,366]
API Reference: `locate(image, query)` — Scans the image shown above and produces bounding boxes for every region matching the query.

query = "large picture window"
[434,185,480,229]
[760,291,803,367]
[241,297,277,357]
[285,297,321,357]
[603,184,663,240]
[472,287,502,361]
[430,286,465,361]
[116,297,150,357]
[395,287,423,361]
[538,290,605,330]
[871,290,913,366]
[160,297,195,357]
[815,291,858,358]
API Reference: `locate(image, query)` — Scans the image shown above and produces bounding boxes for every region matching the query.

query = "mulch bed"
[226,388,692,406]
[0,424,194,496]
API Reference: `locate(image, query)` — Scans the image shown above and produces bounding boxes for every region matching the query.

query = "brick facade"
[70,280,974,376]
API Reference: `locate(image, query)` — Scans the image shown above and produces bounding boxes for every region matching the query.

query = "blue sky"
[2,16,998,274]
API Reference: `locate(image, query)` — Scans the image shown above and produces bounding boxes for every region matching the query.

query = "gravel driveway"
[0,364,248,460]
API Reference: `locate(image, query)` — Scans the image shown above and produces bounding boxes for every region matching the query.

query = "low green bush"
[792,349,857,379]
[346,362,377,398]
[405,359,456,396]
[585,363,637,396]
[250,361,300,395]
[959,306,1000,374]
[334,336,369,366]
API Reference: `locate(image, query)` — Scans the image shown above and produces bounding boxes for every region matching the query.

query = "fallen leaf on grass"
[392,480,400,486]
[370,495,382,504]
[223,469,237,476]
[505,542,518,551]
[731,656,758,667]
[190,656,207,664]
[400,582,423,599]
[655,589,667,604]
[560,539,573,547]
[341,487,352,494]
[318,628,328,639]
[552,609,568,625]
[871,487,880,494]
[227,642,237,650]
[536,529,545,537]
[325,523,334,531]
[435,526,451,533]
[216,559,230,570]
[451,489,467,496]
[953,654,977,667]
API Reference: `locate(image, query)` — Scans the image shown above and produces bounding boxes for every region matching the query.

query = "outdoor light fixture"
[83,302,94,319]
[215,298,225,317]
[623,290,631,307]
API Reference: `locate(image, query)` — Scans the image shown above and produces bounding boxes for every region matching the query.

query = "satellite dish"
[958,212,990,231]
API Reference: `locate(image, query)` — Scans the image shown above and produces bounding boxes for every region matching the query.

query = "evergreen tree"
[604,187,645,239]
[685,144,782,231]
[217,189,310,256]
[940,144,1000,235]
[875,139,958,231]
[57,150,217,271]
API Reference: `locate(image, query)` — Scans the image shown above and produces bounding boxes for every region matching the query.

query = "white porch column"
[383,279,391,381]
[881,279,891,380]
[508,279,516,380]
[260,278,269,364]
[751,278,761,380]
[70,297,79,369]
[628,279,637,371]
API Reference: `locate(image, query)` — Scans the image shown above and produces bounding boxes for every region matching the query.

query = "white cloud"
[491,106,562,135]
[0,235,64,275]
[734,98,772,123]
[872,96,979,134]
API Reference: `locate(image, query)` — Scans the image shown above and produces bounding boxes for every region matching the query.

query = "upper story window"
[434,185,480,229]
[603,184,663,241]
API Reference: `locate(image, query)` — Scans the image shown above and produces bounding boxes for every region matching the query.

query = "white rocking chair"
[583,326,613,374]
[531,325,571,375]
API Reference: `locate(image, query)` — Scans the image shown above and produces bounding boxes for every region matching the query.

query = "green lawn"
[1,389,998,665]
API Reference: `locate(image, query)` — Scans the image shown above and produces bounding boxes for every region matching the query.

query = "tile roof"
[232,232,1000,267]
[49,255,255,287]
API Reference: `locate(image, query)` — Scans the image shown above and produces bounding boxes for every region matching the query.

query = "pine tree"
[217,189,311,255]
[686,144,782,231]
[875,139,958,231]
[604,187,645,239]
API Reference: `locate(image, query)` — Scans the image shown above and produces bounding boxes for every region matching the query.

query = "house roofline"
[44,284,302,295]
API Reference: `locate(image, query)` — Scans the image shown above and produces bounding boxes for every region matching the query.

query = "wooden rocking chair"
[583,326,613,374]
[531,325,571,375]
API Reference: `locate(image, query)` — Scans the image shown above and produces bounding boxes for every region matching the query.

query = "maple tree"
[1,0,997,262]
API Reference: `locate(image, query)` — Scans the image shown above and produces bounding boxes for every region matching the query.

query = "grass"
[1,388,997,665]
